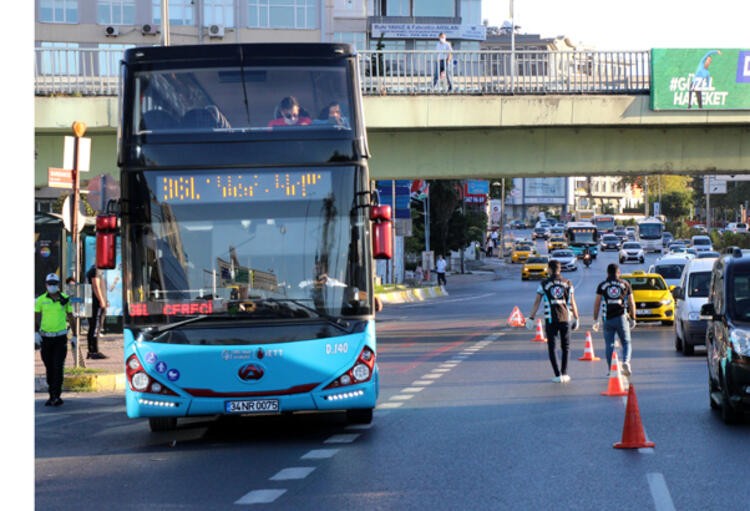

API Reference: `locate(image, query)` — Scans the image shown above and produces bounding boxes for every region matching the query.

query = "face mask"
[46,285,60,294]
[439,37,446,43]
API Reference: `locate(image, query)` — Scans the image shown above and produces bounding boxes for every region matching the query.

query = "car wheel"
[683,339,694,356]
[347,408,373,424]
[619,258,624,264]
[662,320,674,326]
[522,276,528,281]
[720,381,742,425]
[149,417,178,432]
[640,257,644,263]
[709,369,720,410]
[675,330,683,352]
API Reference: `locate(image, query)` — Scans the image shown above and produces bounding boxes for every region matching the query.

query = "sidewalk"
[34,332,125,393]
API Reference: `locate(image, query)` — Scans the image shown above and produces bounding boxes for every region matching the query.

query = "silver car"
[549,249,578,272]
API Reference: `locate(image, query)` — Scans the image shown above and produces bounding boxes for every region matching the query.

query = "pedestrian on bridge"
[528,259,580,383]
[592,263,637,376]
[432,33,453,92]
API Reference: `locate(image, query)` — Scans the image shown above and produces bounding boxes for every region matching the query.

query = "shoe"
[561,375,571,383]
[53,397,64,406]
[44,398,54,406]
[622,362,631,376]
[552,375,562,383]
[88,352,108,360]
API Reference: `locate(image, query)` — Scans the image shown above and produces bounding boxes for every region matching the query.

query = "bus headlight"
[352,363,371,382]
[131,372,150,391]
[324,347,376,389]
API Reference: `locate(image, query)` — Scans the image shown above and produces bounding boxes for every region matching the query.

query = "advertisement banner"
[650,48,750,110]
[371,23,486,41]
[523,178,566,204]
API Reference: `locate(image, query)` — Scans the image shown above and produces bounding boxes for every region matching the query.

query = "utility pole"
[71,121,87,368]
[161,0,170,46]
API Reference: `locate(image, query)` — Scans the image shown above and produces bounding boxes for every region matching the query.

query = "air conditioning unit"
[104,26,120,37]
[208,24,225,38]
[141,24,159,35]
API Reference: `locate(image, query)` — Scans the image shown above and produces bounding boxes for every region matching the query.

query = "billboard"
[523,178,567,205]
[376,180,411,219]
[651,48,750,110]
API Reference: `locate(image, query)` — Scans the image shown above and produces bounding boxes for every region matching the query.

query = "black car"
[532,227,549,240]
[599,234,621,251]
[701,249,750,424]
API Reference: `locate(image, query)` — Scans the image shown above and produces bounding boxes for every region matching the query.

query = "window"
[414,0,454,16]
[248,0,318,29]
[204,0,234,27]
[459,0,481,25]
[333,32,366,51]
[98,43,135,77]
[97,0,135,25]
[152,0,194,26]
[39,0,79,24]
[39,42,79,76]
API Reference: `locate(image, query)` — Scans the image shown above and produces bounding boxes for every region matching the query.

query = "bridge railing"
[34,47,651,97]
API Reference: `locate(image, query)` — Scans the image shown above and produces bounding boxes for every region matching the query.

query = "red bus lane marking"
[389,337,478,374]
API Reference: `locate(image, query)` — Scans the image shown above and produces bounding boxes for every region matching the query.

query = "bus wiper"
[239,47,251,125]
[147,314,213,335]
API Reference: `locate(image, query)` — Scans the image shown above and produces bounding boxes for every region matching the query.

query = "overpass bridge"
[33,48,749,186]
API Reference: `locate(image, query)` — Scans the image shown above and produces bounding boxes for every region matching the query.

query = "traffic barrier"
[578,331,601,361]
[507,306,526,328]
[532,318,547,343]
[614,384,655,449]
[601,351,628,396]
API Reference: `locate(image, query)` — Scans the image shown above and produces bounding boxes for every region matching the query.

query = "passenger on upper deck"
[312,101,350,129]
[268,96,312,127]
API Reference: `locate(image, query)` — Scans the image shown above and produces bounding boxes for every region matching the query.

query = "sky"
[481,0,750,51]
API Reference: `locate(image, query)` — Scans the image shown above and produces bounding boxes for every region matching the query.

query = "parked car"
[599,234,622,251]
[549,249,578,272]
[691,234,713,253]
[701,249,750,423]
[521,256,549,281]
[621,270,675,326]
[673,257,716,356]
[619,242,645,264]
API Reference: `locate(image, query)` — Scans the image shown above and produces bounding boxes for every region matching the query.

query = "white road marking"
[324,433,360,444]
[402,387,425,393]
[647,473,676,511]
[346,423,373,430]
[235,489,286,505]
[301,449,339,459]
[412,380,434,386]
[270,467,316,481]
[432,368,452,373]
[439,363,459,368]
[378,402,404,409]
[423,372,444,379]
[390,394,414,401]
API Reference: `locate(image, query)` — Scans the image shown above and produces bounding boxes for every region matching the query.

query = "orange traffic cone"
[614,384,655,449]
[578,331,601,361]
[532,318,546,342]
[506,306,526,328]
[601,351,628,396]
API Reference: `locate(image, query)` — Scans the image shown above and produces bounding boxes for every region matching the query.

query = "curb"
[35,373,126,394]
[376,285,448,305]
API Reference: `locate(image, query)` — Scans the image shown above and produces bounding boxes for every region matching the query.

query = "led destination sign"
[157,170,332,204]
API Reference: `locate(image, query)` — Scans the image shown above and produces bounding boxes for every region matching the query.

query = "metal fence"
[34,48,651,97]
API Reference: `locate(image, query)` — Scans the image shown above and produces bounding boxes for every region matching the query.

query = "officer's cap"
[45,273,61,283]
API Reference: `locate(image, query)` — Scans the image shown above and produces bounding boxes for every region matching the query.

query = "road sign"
[704,177,727,194]
[48,167,73,189]
[713,174,750,181]
[63,136,91,172]
[62,196,85,233]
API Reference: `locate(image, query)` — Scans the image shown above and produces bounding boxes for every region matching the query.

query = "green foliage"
[711,232,750,251]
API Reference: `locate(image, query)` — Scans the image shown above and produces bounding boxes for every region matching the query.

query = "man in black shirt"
[86,265,109,359]
[528,259,580,383]
[593,263,637,375]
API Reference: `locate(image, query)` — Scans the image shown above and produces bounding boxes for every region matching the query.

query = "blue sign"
[466,180,489,195]
[376,180,411,219]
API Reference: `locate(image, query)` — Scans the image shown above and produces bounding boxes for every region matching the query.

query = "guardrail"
[34,48,651,97]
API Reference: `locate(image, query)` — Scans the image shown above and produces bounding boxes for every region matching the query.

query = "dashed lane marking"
[378,402,404,409]
[270,467,316,481]
[647,473,676,511]
[390,394,414,401]
[412,380,435,386]
[235,489,286,505]
[324,433,360,444]
[301,449,339,459]
[402,387,426,393]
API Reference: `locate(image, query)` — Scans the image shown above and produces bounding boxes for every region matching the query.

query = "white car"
[648,254,692,288]
[619,242,644,264]
[549,249,578,271]
[674,257,716,355]
[690,235,713,253]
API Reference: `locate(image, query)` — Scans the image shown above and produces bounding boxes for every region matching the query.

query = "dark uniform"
[595,277,634,368]
[537,276,575,379]
[86,265,107,358]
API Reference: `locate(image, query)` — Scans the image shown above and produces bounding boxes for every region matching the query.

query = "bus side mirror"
[96,215,118,269]
[700,302,716,320]
[371,205,392,260]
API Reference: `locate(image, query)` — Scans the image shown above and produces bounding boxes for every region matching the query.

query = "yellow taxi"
[511,242,536,263]
[522,256,549,281]
[621,270,675,326]
[547,236,567,252]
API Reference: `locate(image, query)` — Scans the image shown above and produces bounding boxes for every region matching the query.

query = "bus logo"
[238,363,264,381]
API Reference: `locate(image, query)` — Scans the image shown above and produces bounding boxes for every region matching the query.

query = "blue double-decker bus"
[96,43,392,431]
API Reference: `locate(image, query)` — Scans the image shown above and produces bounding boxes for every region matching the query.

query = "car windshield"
[687,271,711,297]
[527,257,547,264]
[603,236,618,242]
[626,276,667,291]
[623,243,641,249]
[693,238,711,246]
[552,250,573,258]
[654,264,685,279]
[730,272,750,321]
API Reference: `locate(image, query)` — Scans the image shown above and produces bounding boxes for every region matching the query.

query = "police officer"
[593,263,637,376]
[528,259,580,383]
[35,273,78,406]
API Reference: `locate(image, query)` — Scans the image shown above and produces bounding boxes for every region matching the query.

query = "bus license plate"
[225,399,280,414]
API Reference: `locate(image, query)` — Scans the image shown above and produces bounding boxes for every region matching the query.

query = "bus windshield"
[567,226,597,244]
[638,222,664,239]
[125,167,371,323]
[135,66,352,134]
[592,216,616,232]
